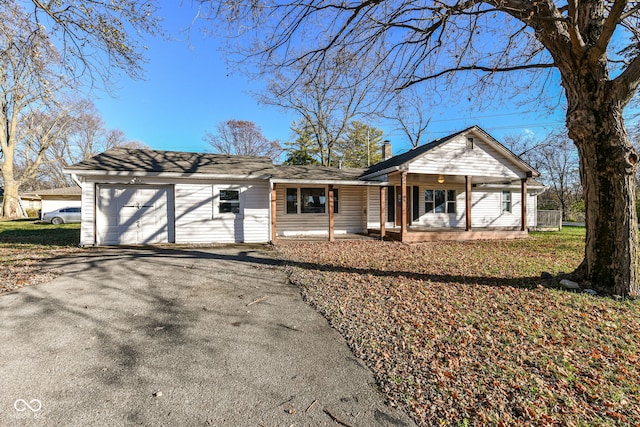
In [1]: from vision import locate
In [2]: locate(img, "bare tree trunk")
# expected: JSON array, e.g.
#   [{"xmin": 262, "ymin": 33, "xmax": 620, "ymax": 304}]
[
  {"xmin": 1, "ymin": 151, "xmax": 24, "ymax": 219},
  {"xmin": 566, "ymin": 94, "xmax": 640, "ymax": 297}
]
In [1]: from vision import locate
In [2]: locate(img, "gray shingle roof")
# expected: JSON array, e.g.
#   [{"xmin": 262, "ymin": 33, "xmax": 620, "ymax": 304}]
[
  {"xmin": 66, "ymin": 148, "xmax": 276, "ymax": 176},
  {"xmin": 26, "ymin": 186, "xmax": 82, "ymax": 196},
  {"xmin": 271, "ymin": 164, "xmax": 366, "ymax": 181},
  {"xmin": 362, "ymin": 131, "xmax": 463, "ymax": 176}
]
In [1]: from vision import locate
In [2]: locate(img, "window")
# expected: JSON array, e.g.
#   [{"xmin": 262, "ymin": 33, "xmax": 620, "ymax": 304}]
[
  {"xmin": 219, "ymin": 189, "xmax": 240, "ymax": 214},
  {"xmin": 287, "ymin": 187, "xmax": 335, "ymax": 214},
  {"xmin": 466, "ymin": 137, "xmax": 474, "ymax": 150},
  {"xmin": 425, "ymin": 189, "xmax": 456, "ymax": 214},
  {"xmin": 502, "ymin": 190, "xmax": 512, "ymax": 213},
  {"xmin": 286, "ymin": 188, "xmax": 298, "ymax": 214},
  {"xmin": 301, "ymin": 188, "xmax": 326, "ymax": 213}
]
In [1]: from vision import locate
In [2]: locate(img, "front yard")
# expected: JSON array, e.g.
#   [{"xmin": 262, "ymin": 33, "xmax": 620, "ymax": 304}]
[
  {"xmin": 277, "ymin": 229, "xmax": 640, "ymax": 426},
  {"xmin": 2, "ymin": 219, "xmax": 638, "ymax": 425},
  {"xmin": 0, "ymin": 219, "xmax": 81, "ymax": 294}
]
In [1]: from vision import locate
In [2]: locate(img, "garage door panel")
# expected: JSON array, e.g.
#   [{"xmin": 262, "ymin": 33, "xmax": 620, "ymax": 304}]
[{"xmin": 97, "ymin": 185, "xmax": 172, "ymax": 245}]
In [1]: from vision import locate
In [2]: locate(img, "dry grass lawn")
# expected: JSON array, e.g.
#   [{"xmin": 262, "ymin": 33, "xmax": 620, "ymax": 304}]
[{"xmin": 276, "ymin": 229, "xmax": 640, "ymax": 426}]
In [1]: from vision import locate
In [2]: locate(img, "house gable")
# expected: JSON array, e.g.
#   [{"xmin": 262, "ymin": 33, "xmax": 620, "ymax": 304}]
[
  {"xmin": 407, "ymin": 130, "xmax": 528, "ymax": 180},
  {"xmin": 362, "ymin": 126, "xmax": 538, "ymax": 181}
]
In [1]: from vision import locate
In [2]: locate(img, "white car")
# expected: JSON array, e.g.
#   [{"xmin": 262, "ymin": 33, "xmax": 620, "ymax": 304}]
[{"xmin": 41, "ymin": 207, "xmax": 81, "ymax": 224}]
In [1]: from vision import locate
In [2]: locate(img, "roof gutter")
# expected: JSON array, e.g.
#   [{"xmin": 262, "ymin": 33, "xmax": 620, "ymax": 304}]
[
  {"xmin": 270, "ymin": 178, "xmax": 387, "ymax": 186},
  {"xmin": 63, "ymin": 169, "xmax": 273, "ymax": 181},
  {"xmin": 359, "ymin": 165, "xmax": 402, "ymax": 181}
]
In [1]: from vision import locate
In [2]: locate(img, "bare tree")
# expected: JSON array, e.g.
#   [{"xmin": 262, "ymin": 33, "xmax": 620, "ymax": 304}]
[
  {"xmin": 33, "ymin": 100, "xmax": 146, "ymax": 188},
  {"xmin": 204, "ymin": 119, "xmax": 282, "ymax": 161},
  {"xmin": 210, "ymin": 0, "xmax": 640, "ymax": 296},
  {"xmin": 537, "ymin": 132, "xmax": 583, "ymax": 220},
  {"xmin": 385, "ymin": 86, "xmax": 432, "ymax": 148},
  {"xmin": 258, "ymin": 48, "xmax": 382, "ymax": 167},
  {"xmin": 0, "ymin": 3, "xmax": 64, "ymax": 217},
  {"xmin": 1, "ymin": 0, "xmax": 160, "ymax": 217},
  {"xmin": 22, "ymin": 0, "xmax": 162, "ymax": 85}
]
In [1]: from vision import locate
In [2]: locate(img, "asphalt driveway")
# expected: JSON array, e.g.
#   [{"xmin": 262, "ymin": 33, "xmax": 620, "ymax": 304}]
[{"xmin": 0, "ymin": 246, "xmax": 415, "ymax": 426}]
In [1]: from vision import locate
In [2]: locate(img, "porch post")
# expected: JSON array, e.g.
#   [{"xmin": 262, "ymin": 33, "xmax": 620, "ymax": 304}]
[
  {"xmin": 271, "ymin": 184, "xmax": 277, "ymax": 243},
  {"xmin": 521, "ymin": 178, "xmax": 527, "ymax": 231},
  {"xmin": 465, "ymin": 175, "xmax": 472, "ymax": 231},
  {"xmin": 400, "ymin": 171, "xmax": 407, "ymax": 242},
  {"xmin": 328, "ymin": 185, "xmax": 335, "ymax": 242},
  {"xmin": 379, "ymin": 186, "xmax": 386, "ymax": 240}
]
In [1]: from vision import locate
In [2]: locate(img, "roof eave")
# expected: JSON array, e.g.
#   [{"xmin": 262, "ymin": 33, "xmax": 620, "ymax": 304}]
[
  {"xmin": 270, "ymin": 178, "xmax": 388, "ymax": 186},
  {"xmin": 64, "ymin": 169, "xmax": 273, "ymax": 181},
  {"xmin": 359, "ymin": 165, "xmax": 403, "ymax": 180}
]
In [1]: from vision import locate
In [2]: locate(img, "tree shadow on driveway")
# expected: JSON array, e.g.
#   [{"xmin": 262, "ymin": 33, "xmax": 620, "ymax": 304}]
[{"xmin": 0, "ymin": 245, "xmax": 415, "ymax": 427}]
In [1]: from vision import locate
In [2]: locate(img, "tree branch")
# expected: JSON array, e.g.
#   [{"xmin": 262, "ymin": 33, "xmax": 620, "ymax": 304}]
[
  {"xmin": 590, "ymin": 0, "xmax": 628, "ymax": 62},
  {"xmin": 403, "ymin": 63, "xmax": 555, "ymax": 88}
]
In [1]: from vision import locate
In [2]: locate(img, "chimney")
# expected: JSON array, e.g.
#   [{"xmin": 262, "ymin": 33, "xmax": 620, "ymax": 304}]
[{"xmin": 382, "ymin": 140, "xmax": 392, "ymax": 160}]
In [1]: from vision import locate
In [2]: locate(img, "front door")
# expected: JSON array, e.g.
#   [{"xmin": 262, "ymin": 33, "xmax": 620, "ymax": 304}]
[{"xmin": 395, "ymin": 186, "xmax": 412, "ymax": 227}]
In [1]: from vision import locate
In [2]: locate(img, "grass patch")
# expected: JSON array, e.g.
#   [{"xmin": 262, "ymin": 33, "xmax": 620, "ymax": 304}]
[
  {"xmin": 0, "ymin": 218, "xmax": 80, "ymax": 247},
  {"xmin": 277, "ymin": 228, "xmax": 640, "ymax": 426},
  {"xmin": 0, "ymin": 219, "xmax": 82, "ymax": 294}
]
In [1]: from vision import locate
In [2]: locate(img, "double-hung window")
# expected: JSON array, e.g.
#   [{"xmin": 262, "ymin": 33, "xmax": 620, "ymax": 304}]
[
  {"xmin": 502, "ymin": 190, "xmax": 512, "ymax": 213},
  {"xmin": 425, "ymin": 189, "xmax": 456, "ymax": 214}
]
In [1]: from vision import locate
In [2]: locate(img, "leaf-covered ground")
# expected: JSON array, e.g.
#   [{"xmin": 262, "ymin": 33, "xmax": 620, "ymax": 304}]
[
  {"xmin": 0, "ymin": 220, "xmax": 81, "ymax": 294},
  {"xmin": 0, "ymin": 245, "xmax": 81, "ymax": 294},
  {"xmin": 276, "ymin": 230, "xmax": 640, "ymax": 426}
]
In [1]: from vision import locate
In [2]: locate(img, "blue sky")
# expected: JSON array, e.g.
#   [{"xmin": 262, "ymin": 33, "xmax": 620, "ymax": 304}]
[{"xmin": 91, "ymin": 3, "xmax": 633, "ymax": 158}]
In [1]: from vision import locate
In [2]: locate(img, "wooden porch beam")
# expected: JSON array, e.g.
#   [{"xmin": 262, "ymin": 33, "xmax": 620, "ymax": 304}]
[
  {"xmin": 400, "ymin": 171, "xmax": 407, "ymax": 242},
  {"xmin": 465, "ymin": 175, "xmax": 472, "ymax": 231},
  {"xmin": 328, "ymin": 185, "xmax": 335, "ymax": 242},
  {"xmin": 521, "ymin": 178, "xmax": 527, "ymax": 231},
  {"xmin": 379, "ymin": 186, "xmax": 386, "ymax": 240},
  {"xmin": 271, "ymin": 185, "xmax": 277, "ymax": 243}
]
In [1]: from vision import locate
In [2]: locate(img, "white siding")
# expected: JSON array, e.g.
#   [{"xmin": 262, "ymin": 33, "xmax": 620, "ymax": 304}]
[
  {"xmin": 471, "ymin": 189, "xmax": 522, "ymax": 228},
  {"xmin": 80, "ymin": 182, "xmax": 96, "ymax": 246},
  {"xmin": 174, "ymin": 180, "xmax": 269, "ymax": 244},
  {"xmin": 79, "ymin": 176, "xmax": 269, "ymax": 245},
  {"xmin": 276, "ymin": 185, "xmax": 366, "ymax": 236},
  {"xmin": 527, "ymin": 193, "xmax": 537, "ymax": 228},
  {"xmin": 407, "ymin": 134, "xmax": 524, "ymax": 179},
  {"xmin": 367, "ymin": 187, "xmax": 381, "ymax": 228}
]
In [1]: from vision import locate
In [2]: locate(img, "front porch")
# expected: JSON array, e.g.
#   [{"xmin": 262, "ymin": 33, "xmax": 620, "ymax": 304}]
[{"xmin": 368, "ymin": 226, "xmax": 528, "ymax": 242}]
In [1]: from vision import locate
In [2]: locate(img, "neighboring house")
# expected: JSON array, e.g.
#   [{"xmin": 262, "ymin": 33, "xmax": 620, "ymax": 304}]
[
  {"xmin": 22, "ymin": 186, "xmax": 82, "ymax": 214},
  {"xmin": 65, "ymin": 126, "xmax": 543, "ymax": 246}
]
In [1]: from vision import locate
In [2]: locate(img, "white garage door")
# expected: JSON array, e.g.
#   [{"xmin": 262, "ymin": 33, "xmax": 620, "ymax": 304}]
[{"xmin": 97, "ymin": 185, "xmax": 173, "ymax": 245}]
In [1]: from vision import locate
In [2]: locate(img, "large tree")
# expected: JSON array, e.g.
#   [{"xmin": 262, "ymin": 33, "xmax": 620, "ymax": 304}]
[
  {"xmin": 1, "ymin": 1, "xmax": 160, "ymax": 217},
  {"xmin": 283, "ymin": 120, "xmax": 321, "ymax": 166},
  {"xmin": 0, "ymin": 3, "xmax": 63, "ymax": 217},
  {"xmin": 211, "ymin": 0, "xmax": 640, "ymax": 297},
  {"xmin": 336, "ymin": 121, "xmax": 384, "ymax": 168}
]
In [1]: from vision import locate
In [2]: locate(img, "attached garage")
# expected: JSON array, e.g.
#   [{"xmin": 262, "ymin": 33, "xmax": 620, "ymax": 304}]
[{"xmin": 96, "ymin": 185, "xmax": 175, "ymax": 245}]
